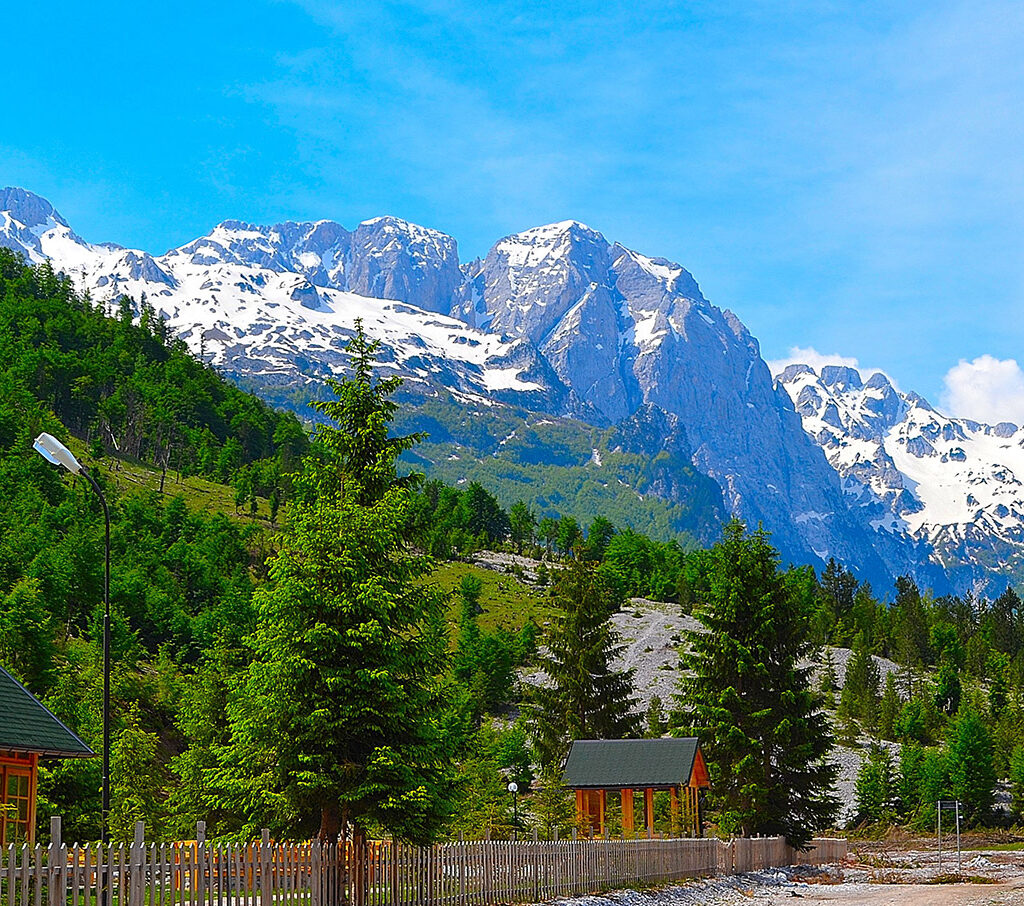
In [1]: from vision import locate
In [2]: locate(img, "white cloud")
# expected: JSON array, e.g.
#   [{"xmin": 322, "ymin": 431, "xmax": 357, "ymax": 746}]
[
  {"xmin": 766, "ymin": 346, "xmax": 861, "ymax": 378},
  {"xmin": 941, "ymin": 355, "xmax": 1024, "ymax": 425}
]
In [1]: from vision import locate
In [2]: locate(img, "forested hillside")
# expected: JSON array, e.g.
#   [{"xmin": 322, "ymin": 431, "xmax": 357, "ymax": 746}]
[{"xmin": 2, "ymin": 249, "xmax": 1023, "ymax": 849}]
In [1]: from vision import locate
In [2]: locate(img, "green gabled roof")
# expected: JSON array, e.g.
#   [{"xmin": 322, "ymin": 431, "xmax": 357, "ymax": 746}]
[
  {"xmin": 0, "ymin": 665, "xmax": 94, "ymax": 758},
  {"xmin": 563, "ymin": 738, "xmax": 699, "ymax": 789}
]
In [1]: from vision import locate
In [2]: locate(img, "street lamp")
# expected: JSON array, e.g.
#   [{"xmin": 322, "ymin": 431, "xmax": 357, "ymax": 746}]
[
  {"xmin": 507, "ymin": 781, "xmax": 519, "ymax": 840},
  {"xmin": 33, "ymin": 433, "xmax": 111, "ymax": 847}
]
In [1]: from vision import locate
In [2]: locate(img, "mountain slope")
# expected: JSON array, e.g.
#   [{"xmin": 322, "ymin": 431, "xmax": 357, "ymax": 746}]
[
  {"xmin": 778, "ymin": 364, "xmax": 1024, "ymax": 593},
  {"xmin": 4, "ymin": 186, "xmax": 1019, "ymax": 593}
]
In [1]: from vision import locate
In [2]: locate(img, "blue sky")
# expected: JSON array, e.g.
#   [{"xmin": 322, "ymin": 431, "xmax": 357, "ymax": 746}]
[{"xmin": 5, "ymin": 0, "xmax": 1024, "ymax": 418}]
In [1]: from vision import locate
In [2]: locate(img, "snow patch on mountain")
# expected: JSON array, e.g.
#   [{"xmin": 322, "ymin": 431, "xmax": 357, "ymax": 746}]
[{"xmin": 778, "ymin": 363, "xmax": 1024, "ymax": 590}]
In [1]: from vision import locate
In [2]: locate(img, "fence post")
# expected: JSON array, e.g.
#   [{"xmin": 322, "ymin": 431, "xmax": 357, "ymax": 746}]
[
  {"xmin": 48, "ymin": 816, "xmax": 64, "ymax": 906},
  {"xmin": 261, "ymin": 830, "xmax": 272, "ymax": 906},
  {"xmin": 312, "ymin": 838, "xmax": 322, "ymax": 906},
  {"xmin": 457, "ymin": 833, "xmax": 465, "ymax": 906},
  {"xmin": 129, "ymin": 822, "xmax": 145, "ymax": 906},
  {"xmin": 531, "ymin": 830, "xmax": 539, "ymax": 903},
  {"xmin": 391, "ymin": 839, "xmax": 400, "ymax": 906},
  {"xmin": 195, "ymin": 822, "xmax": 206, "ymax": 906}
]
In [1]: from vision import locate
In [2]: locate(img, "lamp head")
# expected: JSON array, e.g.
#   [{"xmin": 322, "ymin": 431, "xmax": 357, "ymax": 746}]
[
  {"xmin": 33, "ymin": 433, "xmax": 83, "ymax": 475},
  {"xmin": 507, "ymin": 781, "xmax": 518, "ymax": 794}
]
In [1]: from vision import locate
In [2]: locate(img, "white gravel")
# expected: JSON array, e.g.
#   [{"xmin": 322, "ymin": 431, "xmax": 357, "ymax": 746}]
[{"xmin": 545, "ymin": 865, "xmax": 841, "ymax": 906}]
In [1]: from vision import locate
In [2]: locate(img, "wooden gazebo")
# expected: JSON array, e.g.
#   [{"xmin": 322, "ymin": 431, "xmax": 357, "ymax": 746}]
[
  {"xmin": 563, "ymin": 738, "xmax": 709, "ymax": 838},
  {"xmin": 0, "ymin": 665, "xmax": 93, "ymax": 844}
]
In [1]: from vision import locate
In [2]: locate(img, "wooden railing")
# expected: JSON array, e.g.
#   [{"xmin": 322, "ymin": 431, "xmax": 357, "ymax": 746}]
[{"xmin": 0, "ymin": 819, "xmax": 846, "ymax": 906}]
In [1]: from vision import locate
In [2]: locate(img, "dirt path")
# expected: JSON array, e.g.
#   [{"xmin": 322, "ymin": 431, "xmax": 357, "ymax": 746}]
[
  {"xmin": 766, "ymin": 879, "xmax": 1024, "ymax": 905},
  {"xmin": 558, "ymin": 850, "xmax": 1024, "ymax": 906}
]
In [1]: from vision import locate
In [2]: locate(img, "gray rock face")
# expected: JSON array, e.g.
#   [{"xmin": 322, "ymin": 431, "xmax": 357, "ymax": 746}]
[
  {"xmin": 168, "ymin": 220, "xmax": 352, "ymax": 287},
  {"xmin": 467, "ymin": 220, "xmax": 897, "ymax": 582},
  {"xmin": 346, "ymin": 217, "xmax": 462, "ymax": 314},
  {"xmin": 0, "ymin": 187, "xmax": 68, "ymax": 229}
]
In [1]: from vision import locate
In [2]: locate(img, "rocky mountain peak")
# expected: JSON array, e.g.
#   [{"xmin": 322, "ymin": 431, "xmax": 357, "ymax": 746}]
[
  {"xmin": 0, "ymin": 187, "xmax": 68, "ymax": 230},
  {"xmin": 346, "ymin": 216, "xmax": 461, "ymax": 314},
  {"xmin": 777, "ymin": 363, "xmax": 1024, "ymax": 593}
]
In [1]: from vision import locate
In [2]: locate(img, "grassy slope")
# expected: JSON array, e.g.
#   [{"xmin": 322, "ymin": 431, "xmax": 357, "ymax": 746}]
[
  {"xmin": 78, "ymin": 443, "xmax": 549, "ymax": 640},
  {"xmin": 430, "ymin": 560, "xmax": 556, "ymax": 637}
]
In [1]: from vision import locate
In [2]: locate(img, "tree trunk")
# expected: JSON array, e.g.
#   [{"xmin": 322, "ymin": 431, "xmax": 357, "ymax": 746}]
[{"xmin": 319, "ymin": 799, "xmax": 340, "ymax": 844}]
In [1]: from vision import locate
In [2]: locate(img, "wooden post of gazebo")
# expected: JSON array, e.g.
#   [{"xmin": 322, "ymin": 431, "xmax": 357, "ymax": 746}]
[{"xmin": 621, "ymin": 788, "xmax": 634, "ymax": 836}]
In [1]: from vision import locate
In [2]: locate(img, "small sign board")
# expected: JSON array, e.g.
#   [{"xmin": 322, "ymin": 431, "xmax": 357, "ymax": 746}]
[{"xmin": 938, "ymin": 799, "xmax": 961, "ymax": 810}]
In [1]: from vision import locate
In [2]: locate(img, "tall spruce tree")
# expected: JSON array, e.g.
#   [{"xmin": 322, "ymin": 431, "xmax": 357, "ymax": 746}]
[
  {"xmin": 531, "ymin": 558, "xmax": 640, "ymax": 765},
  {"xmin": 677, "ymin": 521, "xmax": 837, "ymax": 846},
  {"xmin": 216, "ymin": 323, "xmax": 453, "ymax": 844}
]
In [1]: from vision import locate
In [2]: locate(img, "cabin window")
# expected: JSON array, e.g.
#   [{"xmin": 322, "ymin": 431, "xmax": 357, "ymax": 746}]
[{"xmin": 1, "ymin": 764, "xmax": 32, "ymax": 845}]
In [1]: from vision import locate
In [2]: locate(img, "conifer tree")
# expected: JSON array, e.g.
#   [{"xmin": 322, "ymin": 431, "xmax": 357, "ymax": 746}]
[
  {"xmin": 677, "ymin": 521, "xmax": 837, "ymax": 846},
  {"xmin": 817, "ymin": 649, "xmax": 838, "ymax": 709},
  {"xmin": 854, "ymin": 745, "xmax": 895, "ymax": 824},
  {"xmin": 879, "ymin": 673, "xmax": 900, "ymax": 741},
  {"xmin": 217, "ymin": 323, "xmax": 453, "ymax": 844},
  {"xmin": 946, "ymin": 706, "xmax": 995, "ymax": 826},
  {"xmin": 987, "ymin": 652, "xmax": 1010, "ymax": 719},
  {"xmin": 841, "ymin": 632, "xmax": 880, "ymax": 727},
  {"xmin": 1009, "ymin": 744, "xmax": 1024, "ymax": 821},
  {"xmin": 934, "ymin": 662, "xmax": 962, "ymax": 715},
  {"xmin": 892, "ymin": 576, "xmax": 930, "ymax": 671},
  {"xmin": 508, "ymin": 501, "xmax": 536, "ymax": 555},
  {"xmin": 530, "ymin": 557, "xmax": 640, "ymax": 765},
  {"xmin": 645, "ymin": 695, "xmax": 668, "ymax": 738}
]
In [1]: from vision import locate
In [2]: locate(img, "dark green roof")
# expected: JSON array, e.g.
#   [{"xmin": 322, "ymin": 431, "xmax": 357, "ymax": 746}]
[
  {"xmin": 0, "ymin": 666, "xmax": 93, "ymax": 758},
  {"xmin": 563, "ymin": 738, "xmax": 699, "ymax": 789}
]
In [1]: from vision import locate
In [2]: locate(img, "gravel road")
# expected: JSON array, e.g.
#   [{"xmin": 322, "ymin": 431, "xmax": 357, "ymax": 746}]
[{"xmin": 545, "ymin": 847, "xmax": 1024, "ymax": 906}]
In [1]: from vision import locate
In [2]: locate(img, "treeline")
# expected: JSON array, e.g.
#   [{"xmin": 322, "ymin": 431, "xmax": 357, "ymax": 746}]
[
  {"xmin": 410, "ymin": 480, "xmax": 687, "ymax": 601},
  {"xmin": 811, "ymin": 559, "xmax": 1024, "ymax": 829},
  {"xmin": 0, "ymin": 249, "xmax": 307, "ymax": 485}
]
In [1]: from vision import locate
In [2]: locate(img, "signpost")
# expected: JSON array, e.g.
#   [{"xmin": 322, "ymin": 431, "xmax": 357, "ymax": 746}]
[{"xmin": 937, "ymin": 800, "xmax": 961, "ymax": 874}]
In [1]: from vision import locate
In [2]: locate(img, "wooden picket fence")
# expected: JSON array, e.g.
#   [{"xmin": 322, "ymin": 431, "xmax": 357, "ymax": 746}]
[{"xmin": 1, "ymin": 819, "xmax": 846, "ymax": 906}]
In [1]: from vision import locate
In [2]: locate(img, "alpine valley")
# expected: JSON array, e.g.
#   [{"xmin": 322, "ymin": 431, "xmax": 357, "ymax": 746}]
[{"xmin": 2, "ymin": 186, "xmax": 1020, "ymax": 596}]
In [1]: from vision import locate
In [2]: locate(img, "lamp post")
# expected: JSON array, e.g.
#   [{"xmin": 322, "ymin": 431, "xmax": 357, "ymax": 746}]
[
  {"xmin": 33, "ymin": 433, "xmax": 111, "ymax": 847},
  {"xmin": 507, "ymin": 781, "xmax": 518, "ymax": 840}
]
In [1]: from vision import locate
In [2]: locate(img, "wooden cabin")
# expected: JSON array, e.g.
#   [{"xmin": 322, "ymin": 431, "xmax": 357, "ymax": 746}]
[
  {"xmin": 0, "ymin": 665, "xmax": 93, "ymax": 844},
  {"xmin": 563, "ymin": 738, "xmax": 709, "ymax": 838}
]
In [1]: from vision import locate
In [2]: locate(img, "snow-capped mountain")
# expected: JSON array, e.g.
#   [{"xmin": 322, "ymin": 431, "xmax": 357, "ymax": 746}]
[
  {"xmin": 0, "ymin": 188, "xmax": 560, "ymax": 408},
  {"xmin": 778, "ymin": 364, "xmax": 1024, "ymax": 592},
  {"xmin": 2, "ymin": 186, "xmax": 1017, "ymax": 593}
]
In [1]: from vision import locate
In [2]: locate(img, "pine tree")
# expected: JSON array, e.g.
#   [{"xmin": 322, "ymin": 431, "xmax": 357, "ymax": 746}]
[
  {"xmin": 677, "ymin": 521, "xmax": 837, "ymax": 846},
  {"xmin": 817, "ymin": 649, "xmax": 838, "ymax": 709},
  {"xmin": 216, "ymin": 323, "xmax": 454, "ymax": 843},
  {"xmin": 892, "ymin": 576, "xmax": 930, "ymax": 671},
  {"xmin": 841, "ymin": 632, "xmax": 880, "ymax": 727},
  {"xmin": 530, "ymin": 557, "xmax": 640, "ymax": 766},
  {"xmin": 645, "ymin": 695, "xmax": 667, "ymax": 738},
  {"xmin": 946, "ymin": 706, "xmax": 996, "ymax": 826},
  {"xmin": 879, "ymin": 673, "xmax": 900, "ymax": 741},
  {"xmin": 987, "ymin": 652, "xmax": 1010, "ymax": 719},
  {"xmin": 1009, "ymin": 744, "xmax": 1024, "ymax": 821},
  {"xmin": 508, "ymin": 501, "xmax": 537, "ymax": 555},
  {"xmin": 110, "ymin": 704, "xmax": 165, "ymax": 841},
  {"xmin": 934, "ymin": 662, "xmax": 962, "ymax": 715},
  {"xmin": 532, "ymin": 767, "xmax": 577, "ymax": 839},
  {"xmin": 854, "ymin": 745, "xmax": 895, "ymax": 824}
]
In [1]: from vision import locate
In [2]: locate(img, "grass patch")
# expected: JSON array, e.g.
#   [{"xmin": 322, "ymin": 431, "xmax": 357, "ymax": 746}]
[
  {"xmin": 430, "ymin": 561, "xmax": 557, "ymax": 638},
  {"xmin": 66, "ymin": 435, "xmax": 277, "ymax": 526},
  {"xmin": 928, "ymin": 873, "xmax": 999, "ymax": 884}
]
